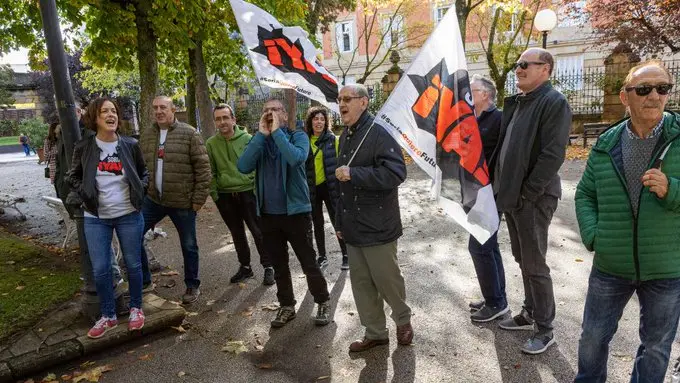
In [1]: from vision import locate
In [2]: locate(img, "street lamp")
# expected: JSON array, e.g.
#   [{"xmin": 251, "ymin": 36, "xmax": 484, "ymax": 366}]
[{"xmin": 534, "ymin": 8, "xmax": 558, "ymax": 49}]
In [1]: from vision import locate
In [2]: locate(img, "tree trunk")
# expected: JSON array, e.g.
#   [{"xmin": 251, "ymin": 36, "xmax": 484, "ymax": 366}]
[
  {"xmin": 134, "ymin": 0, "xmax": 158, "ymax": 133},
  {"xmin": 186, "ymin": 71, "xmax": 197, "ymax": 128},
  {"xmin": 189, "ymin": 39, "xmax": 215, "ymax": 139}
]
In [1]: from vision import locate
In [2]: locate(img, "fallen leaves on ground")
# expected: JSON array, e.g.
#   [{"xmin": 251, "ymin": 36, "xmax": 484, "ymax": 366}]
[
  {"xmin": 41, "ymin": 373, "xmax": 57, "ymax": 382},
  {"xmin": 566, "ymin": 146, "xmax": 591, "ymax": 161},
  {"xmin": 206, "ymin": 300, "xmax": 216, "ymax": 306},
  {"xmin": 160, "ymin": 270, "xmax": 179, "ymax": 276},
  {"xmin": 139, "ymin": 353, "xmax": 153, "ymax": 361},
  {"xmin": 575, "ymin": 258, "xmax": 584, "ymax": 263},
  {"xmin": 72, "ymin": 365, "xmax": 113, "ymax": 383},
  {"xmin": 241, "ymin": 306, "xmax": 255, "ymax": 317},
  {"xmin": 221, "ymin": 340, "xmax": 248, "ymax": 354},
  {"xmin": 60, "ymin": 374, "xmax": 73, "ymax": 380},
  {"xmin": 317, "ymin": 376, "xmax": 331, "ymax": 381},
  {"xmin": 256, "ymin": 363, "xmax": 273, "ymax": 369},
  {"xmin": 15, "ymin": 285, "xmax": 25, "ymax": 291},
  {"xmin": 238, "ymin": 282, "xmax": 246, "ymax": 289},
  {"xmin": 261, "ymin": 303, "xmax": 279, "ymax": 311},
  {"xmin": 162, "ymin": 279, "xmax": 176, "ymax": 288},
  {"xmin": 186, "ymin": 311, "xmax": 199, "ymax": 317},
  {"xmin": 171, "ymin": 325, "xmax": 186, "ymax": 333},
  {"xmin": 80, "ymin": 361, "xmax": 95, "ymax": 369},
  {"xmin": 216, "ymin": 309, "xmax": 227, "ymax": 314},
  {"xmin": 177, "ymin": 371, "xmax": 186, "ymax": 377}
]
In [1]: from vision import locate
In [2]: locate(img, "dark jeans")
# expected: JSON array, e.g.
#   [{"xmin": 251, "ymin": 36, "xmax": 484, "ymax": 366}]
[
  {"xmin": 504, "ymin": 194, "xmax": 558, "ymax": 333},
  {"xmin": 84, "ymin": 211, "xmax": 144, "ymax": 318},
  {"xmin": 260, "ymin": 213, "xmax": 329, "ymax": 306},
  {"xmin": 21, "ymin": 143, "xmax": 30, "ymax": 156},
  {"xmin": 215, "ymin": 191, "xmax": 271, "ymax": 268},
  {"xmin": 140, "ymin": 196, "xmax": 200, "ymax": 289},
  {"xmin": 575, "ymin": 268, "xmax": 680, "ymax": 383},
  {"xmin": 468, "ymin": 231, "xmax": 507, "ymax": 308},
  {"xmin": 311, "ymin": 182, "xmax": 347, "ymax": 257}
]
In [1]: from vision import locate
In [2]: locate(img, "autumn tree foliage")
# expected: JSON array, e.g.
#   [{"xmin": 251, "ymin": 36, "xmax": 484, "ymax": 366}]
[{"xmin": 563, "ymin": 0, "xmax": 680, "ymax": 55}]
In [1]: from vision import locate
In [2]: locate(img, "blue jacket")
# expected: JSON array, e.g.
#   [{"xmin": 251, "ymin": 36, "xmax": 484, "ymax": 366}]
[{"xmin": 237, "ymin": 127, "xmax": 311, "ymax": 216}]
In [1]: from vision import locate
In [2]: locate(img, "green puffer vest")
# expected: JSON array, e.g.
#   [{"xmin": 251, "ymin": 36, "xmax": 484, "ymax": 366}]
[{"xmin": 575, "ymin": 111, "xmax": 680, "ymax": 281}]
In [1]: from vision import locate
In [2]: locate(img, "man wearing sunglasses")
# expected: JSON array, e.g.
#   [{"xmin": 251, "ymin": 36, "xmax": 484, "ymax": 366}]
[
  {"xmin": 488, "ymin": 48, "xmax": 572, "ymax": 354},
  {"xmin": 575, "ymin": 61, "xmax": 680, "ymax": 382}
]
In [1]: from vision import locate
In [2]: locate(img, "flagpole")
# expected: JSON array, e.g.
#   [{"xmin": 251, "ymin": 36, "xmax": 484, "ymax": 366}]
[{"xmin": 346, "ymin": 121, "xmax": 375, "ymax": 166}]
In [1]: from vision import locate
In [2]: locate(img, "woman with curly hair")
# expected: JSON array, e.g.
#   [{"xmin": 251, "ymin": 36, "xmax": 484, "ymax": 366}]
[
  {"xmin": 304, "ymin": 106, "xmax": 348, "ymax": 270},
  {"xmin": 67, "ymin": 97, "xmax": 148, "ymax": 339}
]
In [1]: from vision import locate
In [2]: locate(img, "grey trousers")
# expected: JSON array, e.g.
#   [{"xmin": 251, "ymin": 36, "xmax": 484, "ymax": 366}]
[
  {"xmin": 348, "ymin": 240, "xmax": 412, "ymax": 340},
  {"xmin": 504, "ymin": 194, "xmax": 558, "ymax": 333}
]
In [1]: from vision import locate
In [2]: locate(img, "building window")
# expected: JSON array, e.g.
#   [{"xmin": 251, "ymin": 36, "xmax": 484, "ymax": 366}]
[
  {"xmin": 558, "ymin": 1, "xmax": 587, "ymax": 28},
  {"xmin": 554, "ymin": 54, "xmax": 585, "ymax": 90},
  {"xmin": 434, "ymin": 5, "xmax": 450, "ymax": 25},
  {"xmin": 382, "ymin": 15, "xmax": 405, "ymax": 48},
  {"xmin": 335, "ymin": 21, "xmax": 354, "ymax": 53}
]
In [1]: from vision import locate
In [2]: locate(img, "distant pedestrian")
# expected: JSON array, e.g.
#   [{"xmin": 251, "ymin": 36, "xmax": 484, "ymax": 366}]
[
  {"xmin": 488, "ymin": 48, "xmax": 572, "ymax": 354},
  {"xmin": 304, "ymin": 106, "xmax": 348, "ymax": 270},
  {"xmin": 66, "ymin": 97, "xmax": 148, "ymax": 339},
  {"xmin": 237, "ymin": 98, "xmax": 331, "ymax": 328},
  {"xmin": 206, "ymin": 103, "xmax": 274, "ymax": 286},
  {"xmin": 44, "ymin": 122, "xmax": 60, "ymax": 184},
  {"xmin": 335, "ymin": 84, "xmax": 413, "ymax": 352},
  {"xmin": 19, "ymin": 134, "xmax": 31, "ymax": 156},
  {"xmin": 139, "ymin": 96, "xmax": 211, "ymax": 304},
  {"xmin": 575, "ymin": 60, "xmax": 680, "ymax": 382},
  {"xmin": 467, "ymin": 75, "xmax": 508, "ymax": 323}
]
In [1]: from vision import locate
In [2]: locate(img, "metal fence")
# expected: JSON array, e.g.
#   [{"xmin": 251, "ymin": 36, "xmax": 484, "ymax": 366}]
[{"xmin": 504, "ymin": 60, "xmax": 680, "ymax": 115}]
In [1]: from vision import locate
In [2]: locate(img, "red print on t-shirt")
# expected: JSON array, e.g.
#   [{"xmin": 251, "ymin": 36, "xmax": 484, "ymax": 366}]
[
  {"xmin": 98, "ymin": 153, "xmax": 123, "ymax": 175},
  {"xmin": 158, "ymin": 143, "xmax": 165, "ymax": 159}
]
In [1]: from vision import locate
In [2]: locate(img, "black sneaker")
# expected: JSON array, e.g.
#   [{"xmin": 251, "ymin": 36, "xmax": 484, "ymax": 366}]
[
  {"xmin": 469, "ymin": 300, "xmax": 485, "ymax": 312},
  {"xmin": 470, "ymin": 305, "xmax": 509, "ymax": 322},
  {"xmin": 230, "ymin": 266, "xmax": 254, "ymax": 283},
  {"xmin": 263, "ymin": 267, "xmax": 275, "ymax": 286},
  {"xmin": 271, "ymin": 305, "xmax": 296, "ymax": 328},
  {"xmin": 314, "ymin": 301, "xmax": 331, "ymax": 326},
  {"xmin": 182, "ymin": 287, "xmax": 200, "ymax": 304},
  {"xmin": 499, "ymin": 309, "xmax": 535, "ymax": 331},
  {"xmin": 317, "ymin": 256, "xmax": 329, "ymax": 269},
  {"xmin": 341, "ymin": 255, "xmax": 349, "ymax": 270}
]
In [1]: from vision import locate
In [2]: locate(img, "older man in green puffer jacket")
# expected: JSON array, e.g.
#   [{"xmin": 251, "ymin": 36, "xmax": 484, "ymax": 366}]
[{"xmin": 574, "ymin": 60, "xmax": 680, "ymax": 382}]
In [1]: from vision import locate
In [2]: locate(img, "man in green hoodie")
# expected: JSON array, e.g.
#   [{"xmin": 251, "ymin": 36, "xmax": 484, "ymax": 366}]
[{"xmin": 206, "ymin": 104, "xmax": 274, "ymax": 286}]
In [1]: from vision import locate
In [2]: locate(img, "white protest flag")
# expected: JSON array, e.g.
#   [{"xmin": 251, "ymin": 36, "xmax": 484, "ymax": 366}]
[
  {"xmin": 375, "ymin": 5, "xmax": 499, "ymax": 243},
  {"xmin": 229, "ymin": 0, "xmax": 340, "ymax": 112}
]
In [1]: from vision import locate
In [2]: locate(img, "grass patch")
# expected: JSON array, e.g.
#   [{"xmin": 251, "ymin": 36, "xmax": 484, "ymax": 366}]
[
  {"xmin": 0, "ymin": 231, "xmax": 80, "ymax": 341},
  {"xmin": 0, "ymin": 136, "xmax": 19, "ymax": 147}
]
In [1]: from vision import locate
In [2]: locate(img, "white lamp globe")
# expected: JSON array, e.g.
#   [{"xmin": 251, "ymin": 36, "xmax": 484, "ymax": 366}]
[{"xmin": 535, "ymin": 9, "xmax": 558, "ymax": 32}]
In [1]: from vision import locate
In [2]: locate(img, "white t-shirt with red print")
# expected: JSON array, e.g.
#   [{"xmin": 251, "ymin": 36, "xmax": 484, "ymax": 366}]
[
  {"xmin": 155, "ymin": 129, "xmax": 168, "ymax": 196},
  {"xmin": 84, "ymin": 138, "xmax": 136, "ymax": 219}
]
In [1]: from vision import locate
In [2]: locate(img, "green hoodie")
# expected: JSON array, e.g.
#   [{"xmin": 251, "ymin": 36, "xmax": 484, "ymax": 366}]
[{"xmin": 206, "ymin": 126, "xmax": 255, "ymax": 200}]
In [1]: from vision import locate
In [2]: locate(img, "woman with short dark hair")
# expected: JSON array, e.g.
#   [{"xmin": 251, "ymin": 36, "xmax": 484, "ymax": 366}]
[
  {"xmin": 67, "ymin": 97, "xmax": 149, "ymax": 339},
  {"xmin": 304, "ymin": 106, "xmax": 348, "ymax": 269}
]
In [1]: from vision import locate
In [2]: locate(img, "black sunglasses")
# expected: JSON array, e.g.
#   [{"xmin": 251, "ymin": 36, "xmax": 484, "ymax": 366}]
[
  {"xmin": 513, "ymin": 61, "xmax": 547, "ymax": 70},
  {"xmin": 624, "ymin": 83, "xmax": 674, "ymax": 96}
]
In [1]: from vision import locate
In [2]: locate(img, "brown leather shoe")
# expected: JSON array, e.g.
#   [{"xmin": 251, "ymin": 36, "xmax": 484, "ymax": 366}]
[
  {"xmin": 348, "ymin": 337, "xmax": 389, "ymax": 352},
  {"xmin": 396, "ymin": 322, "xmax": 413, "ymax": 345}
]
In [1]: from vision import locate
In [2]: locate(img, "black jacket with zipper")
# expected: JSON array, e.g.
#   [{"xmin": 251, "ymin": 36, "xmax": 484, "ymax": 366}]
[
  {"xmin": 335, "ymin": 110, "xmax": 406, "ymax": 247},
  {"xmin": 66, "ymin": 135, "xmax": 149, "ymax": 217},
  {"xmin": 488, "ymin": 81, "xmax": 572, "ymax": 211}
]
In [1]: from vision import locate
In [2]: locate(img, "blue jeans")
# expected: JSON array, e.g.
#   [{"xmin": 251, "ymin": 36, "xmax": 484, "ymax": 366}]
[
  {"xmin": 468, "ymin": 232, "xmax": 507, "ymax": 308},
  {"xmin": 140, "ymin": 196, "xmax": 200, "ymax": 289},
  {"xmin": 576, "ymin": 268, "xmax": 680, "ymax": 383},
  {"xmin": 84, "ymin": 211, "xmax": 144, "ymax": 318},
  {"xmin": 21, "ymin": 143, "xmax": 30, "ymax": 156}
]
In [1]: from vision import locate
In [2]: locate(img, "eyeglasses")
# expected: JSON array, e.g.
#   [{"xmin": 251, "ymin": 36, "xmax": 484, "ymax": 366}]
[
  {"xmin": 336, "ymin": 96, "xmax": 364, "ymax": 104},
  {"xmin": 513, "ymin": 61, "xmax": 547, "ymax": 70},
  {"xmin": 624, "ymin": 83, "xmax": 674, "ymax": 96}
]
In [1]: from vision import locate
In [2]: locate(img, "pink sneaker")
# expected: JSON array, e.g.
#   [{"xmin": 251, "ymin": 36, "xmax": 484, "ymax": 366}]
[
  {"xmin": 87, "ymin": 317, "xmax": 118, "ymax": 339},
  {"xmin": 128, "ymin": 307, "xmax": 145, "ymax": 331}
]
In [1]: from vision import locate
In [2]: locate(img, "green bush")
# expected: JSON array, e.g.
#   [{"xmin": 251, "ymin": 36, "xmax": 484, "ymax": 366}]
[
  {"xmin": 0, "ymin": 120, "xmax": 18, "ymax": 137},
  {"xmin": 19, "ymin": 118, "xmax": 49, "ymax": 148}
]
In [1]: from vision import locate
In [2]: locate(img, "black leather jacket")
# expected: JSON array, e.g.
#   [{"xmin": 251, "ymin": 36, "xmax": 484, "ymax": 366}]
[{"xmin": 66, "ymin": 135, "xmax": 149, "ymax": 217}]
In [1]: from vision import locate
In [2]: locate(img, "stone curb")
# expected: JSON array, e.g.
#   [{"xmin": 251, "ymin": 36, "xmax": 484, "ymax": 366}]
[{"xmin": 0, "ymin": 295, "xmax": 186, "ymax": 382}]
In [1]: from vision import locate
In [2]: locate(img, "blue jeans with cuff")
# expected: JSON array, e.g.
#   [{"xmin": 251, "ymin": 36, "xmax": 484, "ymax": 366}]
[{"xmin": 84, "ymin": 211, "xmax": 144, "ymax": 318}]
